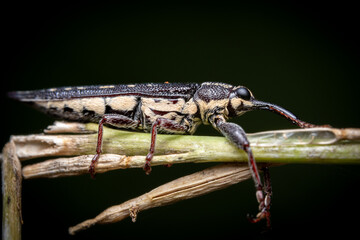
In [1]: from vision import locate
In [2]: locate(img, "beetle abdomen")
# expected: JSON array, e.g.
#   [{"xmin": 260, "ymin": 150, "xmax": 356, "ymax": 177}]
[
  {"xmin": 8, "ymin": 83, "xmax": 201, "ymax": 123},
  {"xmin": 27, "ymin": 96, "xmax": 140, "ymax": 123}
]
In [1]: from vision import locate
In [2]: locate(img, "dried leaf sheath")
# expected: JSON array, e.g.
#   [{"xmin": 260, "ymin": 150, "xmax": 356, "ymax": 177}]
[
  {"xmin": 2, "ymin": 141, "xmax": 22, "ymax": 240},
  {"xmin": 18, "ymin": 123, "xmax": 360, "ymax": 179},
  {"xmin": 2, "ymin": 122, "xmax": 360, "ymax": 236},
  {"xmin": 68, "ymin": 163, "xmax": 251, "ymax": 235}
]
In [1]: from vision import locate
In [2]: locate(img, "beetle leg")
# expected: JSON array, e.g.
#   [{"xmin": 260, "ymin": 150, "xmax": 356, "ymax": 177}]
[
  {"xmin": 90, "ymin": 114, "xmax": 139, "ymax": 178},
  {"xmin": 213, "ymin": 117, "xmax": 271, "ymax": 226},
  {"xmin": 264, "ymin": 166, "xmax": 272, "ymax": 228},
  {"xmin": 144, "ymin": 117, "xmax": 187, "ymax": 175},
  {"xmin": 248, "ymin": 166, "xmax": 272, "ymax": 229}
]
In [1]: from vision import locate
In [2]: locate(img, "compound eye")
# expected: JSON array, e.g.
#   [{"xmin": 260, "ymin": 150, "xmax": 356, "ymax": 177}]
[{"xmin": 236, "ymin": 87, "xmax": 251, "ymax": 100}]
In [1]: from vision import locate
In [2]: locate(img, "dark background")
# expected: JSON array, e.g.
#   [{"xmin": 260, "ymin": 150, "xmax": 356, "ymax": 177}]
[{"xmin": 2, "ymin": 2, "xmax": 360, "ymax": 239}]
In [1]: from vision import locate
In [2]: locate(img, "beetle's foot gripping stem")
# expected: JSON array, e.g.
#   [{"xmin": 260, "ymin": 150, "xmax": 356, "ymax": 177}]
[
  {"xmin": 144, "ymin": 117, "xmax": 188, "ymax": 175},
  {"xmin": 247, "ymin": 167, "xmax": 272, "ymax": 229},
  {"xmin": 143, "ymin": 153, "xmax": 153, "ymax": 175},
  {"xmin": 214, "ymin": 119, "xmax": 272, "ymax": 227},
  {"xmin": 245, "ymin": 148, "xmax": 272, "ymax": 229},
  {"xmin": 89, "ymin": 114, "xmax": 140, "ymax": 178},
  {"xmin": 89, "ymin": 154, "xmax": 100, "ymax": 178}
]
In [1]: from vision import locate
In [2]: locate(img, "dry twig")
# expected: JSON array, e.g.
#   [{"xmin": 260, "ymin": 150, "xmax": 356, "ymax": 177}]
[
  {"xmin": 13, "ymin": 122, "xmax": 360, "ymax": 179},
  {"xmin": 68, "ymin": 163, "xmax": 251, "ymax": 235},
  {"xmin": 2, "ymin": 141, "xmax": 22, "ymax": 240},
  {"xmin": 2, "ymin": 121, "xmax": 360, "ymax": 235}
]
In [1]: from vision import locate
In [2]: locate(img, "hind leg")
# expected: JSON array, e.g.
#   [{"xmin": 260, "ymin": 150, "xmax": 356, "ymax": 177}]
[{"xmin": 89, "ymin": 114, "xmax": 139, "ymax": 177}]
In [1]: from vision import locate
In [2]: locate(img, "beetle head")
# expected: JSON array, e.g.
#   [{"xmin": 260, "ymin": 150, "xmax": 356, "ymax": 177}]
[
  {"xmin": 228, "ymin": 86, "xmax": 316, "ymax": 128},
  {"xmin": 228, "ymin": 86, "xmax": 255, "ymax": 116}
]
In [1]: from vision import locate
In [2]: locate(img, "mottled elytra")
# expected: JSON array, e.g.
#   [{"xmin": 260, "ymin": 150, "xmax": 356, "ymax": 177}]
[{"xmin": 8, "ymin": 82, "xmax": 325, "ymax": 227}]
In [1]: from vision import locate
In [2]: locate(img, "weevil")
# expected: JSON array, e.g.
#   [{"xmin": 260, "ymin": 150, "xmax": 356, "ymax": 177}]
[{"xmin": 8, "ymin": 82, "xmax": 326, "ymax": 226}]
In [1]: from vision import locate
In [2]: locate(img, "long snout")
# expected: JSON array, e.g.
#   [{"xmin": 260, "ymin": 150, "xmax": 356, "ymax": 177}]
[{"xmin": 251, "ymin": 100, "xmax": 318, "ymax": 128}]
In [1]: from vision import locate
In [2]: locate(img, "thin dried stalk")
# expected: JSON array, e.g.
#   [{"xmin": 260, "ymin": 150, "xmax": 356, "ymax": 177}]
[
  {"xmin": 68, "ymin": 163, "xmax": 251, "ymax": 235},
  {"xmin": 2, "ymin": 141, "xmax": 22, "ymax": 240},
  {"xmin": 4, "ymin": 122, "xmax": 360, "ymax": 236},
  {"xmin": 17, "ymin": 122, "xmax": 360, "ymax": 179},
  {"xmin": 22, "ymin": 154, "xmax": 191, "ymax": 178}
]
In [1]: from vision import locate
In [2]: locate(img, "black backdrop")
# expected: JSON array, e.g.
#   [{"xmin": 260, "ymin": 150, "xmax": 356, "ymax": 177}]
[{"xmin": 2, "ymin": 2, "xmax": 360, "ymax": 239}]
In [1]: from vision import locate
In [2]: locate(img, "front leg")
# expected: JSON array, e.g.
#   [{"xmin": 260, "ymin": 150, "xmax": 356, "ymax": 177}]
[
  {"xmin": 248, "ymin": 166, "xmax": 272, "ymax": 229},
  {"xmin": 211, "ymin": 116, "xmax": 271, "ymax": 226}
]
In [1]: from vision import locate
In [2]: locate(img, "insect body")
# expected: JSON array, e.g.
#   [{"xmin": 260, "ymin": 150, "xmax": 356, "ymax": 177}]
[{"xmin": 9, "ymin": 82, "xmax": 323, "ymax": 226}]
